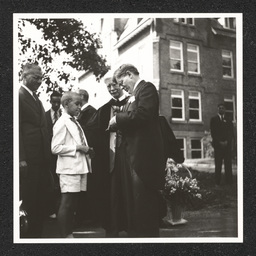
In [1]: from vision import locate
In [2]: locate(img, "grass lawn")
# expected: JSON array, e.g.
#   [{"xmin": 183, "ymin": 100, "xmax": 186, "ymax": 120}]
[{"xmin": 186, "ymin": 169, "xmax": 237, "ymax": 211}]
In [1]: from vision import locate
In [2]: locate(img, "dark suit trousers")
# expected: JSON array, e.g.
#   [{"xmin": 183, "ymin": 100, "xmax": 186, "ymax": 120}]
[
  {"xmin": 109, "ymin": 144, "xmax": 160, "ymax": 237},
  {"xmin": 20, "ymin": 164, "xmax": 52, "ymax": 238},
  {"xmin": 214, "ymin": 145, "xmax": 232, "ymax": 185}
]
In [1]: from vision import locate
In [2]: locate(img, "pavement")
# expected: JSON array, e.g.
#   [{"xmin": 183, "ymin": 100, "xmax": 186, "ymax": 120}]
[
  {"xmin": 41, "ymin": 158, "xmax": 239, "ymax": 240},
  {"xmin": 42, "ymin": 205, "xmax": 238, "ymax": 239}
]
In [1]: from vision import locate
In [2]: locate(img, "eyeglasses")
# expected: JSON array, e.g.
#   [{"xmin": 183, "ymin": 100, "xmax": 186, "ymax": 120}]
[{"xmin": 107, "ymin": 83, "xmax": 118, "ymax": 88}]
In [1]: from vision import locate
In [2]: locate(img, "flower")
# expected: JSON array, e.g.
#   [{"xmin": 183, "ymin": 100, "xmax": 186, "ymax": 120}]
[
  {"xmin": 128, "ymin": 95, "xmax": 136, "ymax": 103},
  {"xmin": 161, "ymin": 158, "xmax": 202, "ymax": 206}
]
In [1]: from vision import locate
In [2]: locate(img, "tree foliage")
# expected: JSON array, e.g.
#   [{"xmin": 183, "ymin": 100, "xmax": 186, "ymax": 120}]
[{"xmin": 18, "ymin": 18, "xmax": 109, "ymax": 93}]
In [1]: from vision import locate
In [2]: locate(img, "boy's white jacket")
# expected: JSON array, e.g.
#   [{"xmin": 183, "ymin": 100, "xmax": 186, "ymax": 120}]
[{"xmin": 51, "ymin": 112, "xmax": 91, "ymax": 174}]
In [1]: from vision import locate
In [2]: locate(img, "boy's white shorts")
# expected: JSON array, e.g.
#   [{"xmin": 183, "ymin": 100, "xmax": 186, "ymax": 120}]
[{"xmin": 59, "ymin": 174, "xmax": 87, "ymax": 193}]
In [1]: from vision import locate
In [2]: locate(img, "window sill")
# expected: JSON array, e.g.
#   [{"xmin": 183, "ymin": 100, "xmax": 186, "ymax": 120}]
[
  {"xmin": 188, "ymin": 73, "xmax": 202, "ymax": 77},
  {"xmin": 173, "ymin": 22, "xmax": 195, "ymax": 27},
  {"xmin": 170, "ymin": 119, "xmax": 186, "ymax": 123},
  {"xmin": 188, "ymin": 120, "xmax": 204, "ymax": 124},
  {"xmin": 170, "ymin": 70, "xmax": 185, "ymax": 75},
  {"xmin": 222, "ymin": 76, "xmax": 236, "ymax": 81}
]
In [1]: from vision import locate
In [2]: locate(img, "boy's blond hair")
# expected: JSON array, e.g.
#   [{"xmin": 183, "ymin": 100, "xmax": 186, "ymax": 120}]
[{"xmin": 61, "ymin": 91, "xmax": 80, "ymax": 107}]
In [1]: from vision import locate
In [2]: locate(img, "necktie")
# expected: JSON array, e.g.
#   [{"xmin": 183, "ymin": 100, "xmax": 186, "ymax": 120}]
[
  {"xmin": 53, "ymin": 110, "xmax": 58, "ymax": 124},
  {"xmin": 70, "ymin": 117, "xmax": 92, "ymax": 173},
  {"xmin": 70, "ymin": 117, "xmax": 86, "ymax": 145}
]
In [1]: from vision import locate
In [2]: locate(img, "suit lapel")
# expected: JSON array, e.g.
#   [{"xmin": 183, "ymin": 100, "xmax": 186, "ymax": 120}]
[
  {"xmin": 133, "ymin": 80, "xmax": 146, "ymax": 96},
  {"xmin": 65, "ymin": 117, "xmax": 81, "ymax": 144},
  {"xmin": 21, "ymin": 87, "xmax": 42, "ymax": 114},
  {"xmin": 123, "ymin": 80, "xmax": 146, "ymax": 112}
]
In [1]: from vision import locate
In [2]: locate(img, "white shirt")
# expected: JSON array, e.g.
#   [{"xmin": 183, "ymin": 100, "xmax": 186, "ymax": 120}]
[
  {"xmin": 132, "ymin": 78, "xmax": 142, "ymax": 93},
  {"xmin": 50, "ymin": 108, "xmax": 61, "ymax": 123},
  {"xmin": 81, "ymin": 102, "xmax": 89, "ymax": 111}
]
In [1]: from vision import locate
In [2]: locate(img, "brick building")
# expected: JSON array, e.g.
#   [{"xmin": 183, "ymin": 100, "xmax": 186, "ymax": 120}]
[{"xmin": 78, "ymin": 17, "xmax": 237, "ymax": 159}]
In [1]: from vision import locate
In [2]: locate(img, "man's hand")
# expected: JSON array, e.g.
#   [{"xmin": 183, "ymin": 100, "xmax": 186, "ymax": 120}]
[
  {"xmin": 76, "ymin": 145, "xmax": 90, "ymax": 153},
  {"xmin": 109, "ymin": 116, "xmax": 116, "ymax": 127},
  {"xmin": 88, "ymin": 147, "xmax": 95, "ymax": 158},
  {"xmin": 106, "ymin": 116, "xmax": 118, "ymax": 132},
  {"xmin": 76, "ymin": 145, "xmax": 95, "ymax": 158},
  {"xmin": 19, "ymin": 161, "xmax": 28, "ymax": 178},
  {"xmin": 219, "ymin": 141, "xmax": 228, "ymax": 147}
]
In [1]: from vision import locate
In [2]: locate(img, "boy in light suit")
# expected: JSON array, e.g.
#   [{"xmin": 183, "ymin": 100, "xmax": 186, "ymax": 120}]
[{"xmin": 51, "ymin": 91, "xmax": 94, "ymax": 238}]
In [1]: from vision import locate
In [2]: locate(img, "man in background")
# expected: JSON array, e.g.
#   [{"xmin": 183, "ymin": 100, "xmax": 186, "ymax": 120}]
[
  {"xmin": 45, "ymin": 90, "xmax": 62, "ymax": 219},
  {"xmin": 210, "ymin": 103, "xmax": 235, "ymax": 186},
  {"xmin": 77, "ymin": 89, "xmax": 96, "ymax": 129},
  {"xmin": 75, "ymin": 89, "xmax": 96, "ymax": 227},
  {"xmin": 19, "ymin": 63, "xmax": 53, "ymax": 238},
  {"xmin": 45, "ymin": 91, "xmax": 62, "ymax": 138},
  {"xmin": 84, "ymin": 73, "xmax": 129, "ymax": 236}
]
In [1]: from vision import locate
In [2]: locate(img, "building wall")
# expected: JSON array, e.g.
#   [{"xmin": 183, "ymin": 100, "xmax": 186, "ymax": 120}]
[
  {"xmin": 154, "ymin": 18, "xmax": 236, "ymax": 158},
  {"xmin": 78, "ymin": 17, "xmax": 237, "ymax": 159}
]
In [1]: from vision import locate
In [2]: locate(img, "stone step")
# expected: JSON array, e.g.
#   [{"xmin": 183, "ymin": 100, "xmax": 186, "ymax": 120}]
[{"xmin": 73, "ymin": 227, "xmax": 105, "ymax": 238}]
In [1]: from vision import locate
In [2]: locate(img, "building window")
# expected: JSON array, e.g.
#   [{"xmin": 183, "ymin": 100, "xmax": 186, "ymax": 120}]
[
  {"xmin": 188, "ymin": 91, "xmax": 201, "ymax": 121},
  {"xmin": 222, "ymin": 50, "xmax": 234, "ymax": 78},
  {"xmin": 171, "ymin": 89, "xmax": 184, "ymax": 120},
  {"xmin": 191, "ymin": 139, "xmax": 203, "ymax": 159},
  {"xmin": 170, "ymin": 40, "xmax": 183, "ymax": 72},
  {"xmin": 176, "ymin": 138, "xmax": 186, "ymax": 159},
  {"xmin": 224, "ymin": 18, "xmax": 236, "ymax": 29},
  {"xmin": 224, "ymin": 95, "xmax": 236, "ymax": 122},
  {"xmin": 187, "ymin": 18, "xmax": 195, "ymax": 25},
  {"xmin": 187, "ymin": 44, "xmax": 200, "ymax": 74},
  {"xmin": 178, "ymin": 18, "xmax": 194, "ymax": 25},
  {"xmin": 181, "ymin": 18, "xmax": 186, "ymax": 24}
]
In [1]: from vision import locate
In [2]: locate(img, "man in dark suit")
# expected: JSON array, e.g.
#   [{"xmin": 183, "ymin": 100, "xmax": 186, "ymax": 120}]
[
  {"xmin": 108, "ymin": 64, "xmax": 166, "ymax": 237},
  {"xmin": 19, "ymin": 63, "xmax": 53, "ymax": 238},
  {"xmin": 84, "ymin": 74, "xmax": 129, "ymax": 235},
  {"xmin": 45, "ymin": 91, "xmax": 62, "ymax": 218},
  {"xmin": 74, "ymin": 89, "xmax": 96, "ymax": 226},
  {"xmin": 210, "ymin": 103, "xmax": 235, "ymax": 185},
  {"xmin": 45, "ymin": 91, "xmax": 62, "ymax": 138},
  {"xmin": 77, "ymin": 89, "xmax": 96, "ymax": 128}
]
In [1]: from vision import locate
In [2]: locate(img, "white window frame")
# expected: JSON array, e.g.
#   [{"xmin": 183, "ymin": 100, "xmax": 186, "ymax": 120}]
[
  {"xmin": 222, "ymin": 50, "xmax": 234, "ymax": 78},
  {"xmin": 224, "ymin": 18, "xmax": 236, "ymax": 29},
  {"xmin": 176, "ymin": 137, "xmax": 186, "ymax": 159},
  {"xmin": 190, "ymin": 138, "xmax": 203, "ymax": 159},
  {"xmin": 180, "ymin": 18, "xmax": 195, "ymax": 25},
  {"xmin": 187, "ymin": 18, "xmax": 195, "ymax": 25},
  {"xmin": 187, "ymin": 44, "xmax": 200, "ymax": 74},
  {"xmin": 170, "ymin": 40, "xmax": 184, "ymax": 72},
  {"xmin": 224, "ymin": 95, "xmax": 236, "ymax": 122},
  {"xmin": 188, "ymin": 91, "xmax": 202, "ymax": 121},
  {"xmin": 171, "ymin": 89, "xmax": 185, "ymax": 121}
]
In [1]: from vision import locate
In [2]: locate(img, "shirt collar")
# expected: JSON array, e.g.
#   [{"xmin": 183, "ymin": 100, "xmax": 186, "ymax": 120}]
[
  {"xmin": 218, "ymin": 113, "xmax": 224, "ymax": 119},
  {"xmin": 62, "ymin": 110, "xmax": 75, "ymax": 120},
  {"xmin": 51, "ymin": 108, "xmax": 61, "ymax": 115},
  {"xmin": 81, "ymin": 102, "xmax": 89, "ymax": 111},
  {"xmin": 133, "ymin": 79, "xmax": 142, "ymax": 93},
  {"xmin": 111, "ymin": 90, "xmax": 130, "ymax": 102},
  {"xmin": 21, "ymin": 84, "xmax": 34, "ymax": 97}
]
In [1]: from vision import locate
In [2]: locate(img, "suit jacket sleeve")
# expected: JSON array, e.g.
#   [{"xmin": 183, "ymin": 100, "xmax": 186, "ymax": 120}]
[
  {"xmin": 116, "ymin": 82, "xmax": 158, "ymax": 130},
  {"xmin": 51, "ymin": 120, "xmax": 77, "ymax": 156},
  {"xmin": 19, "ymin": 98, "xmax": 26, "ymax": 162}
]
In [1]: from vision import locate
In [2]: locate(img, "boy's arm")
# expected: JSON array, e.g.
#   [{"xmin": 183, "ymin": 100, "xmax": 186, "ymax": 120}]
[{"xmin": 51, "ymin": 120, "xmax": 77, "ymax": 156}]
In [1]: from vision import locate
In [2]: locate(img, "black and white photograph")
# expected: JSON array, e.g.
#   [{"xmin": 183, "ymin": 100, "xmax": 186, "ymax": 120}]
[{"xmin": 13, "ymin": 13, "xmax": 243, "ymax": 243}]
